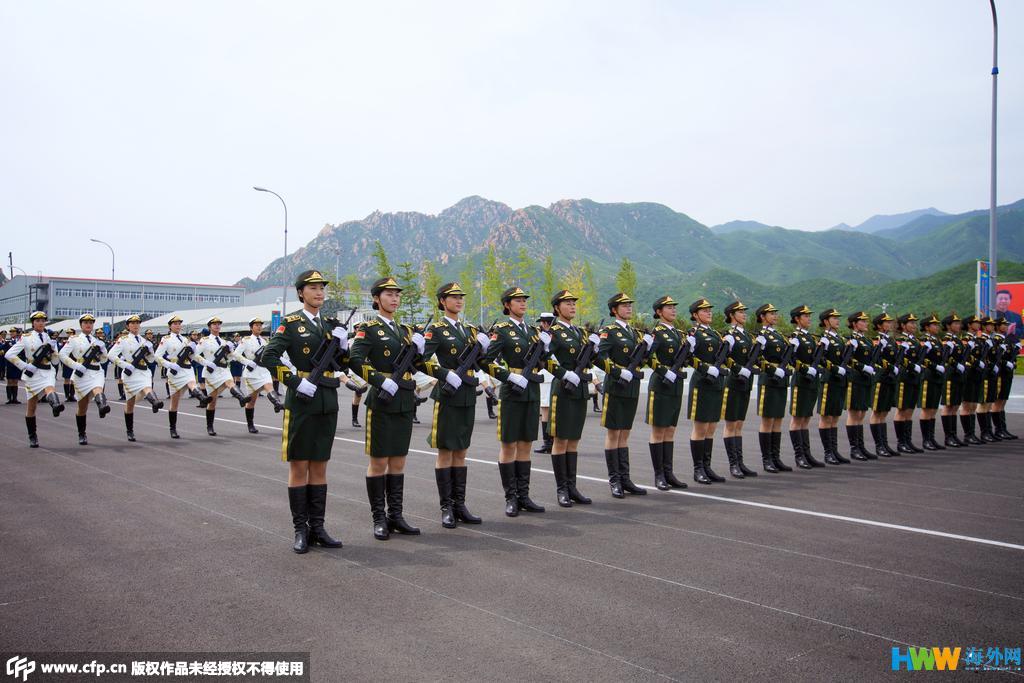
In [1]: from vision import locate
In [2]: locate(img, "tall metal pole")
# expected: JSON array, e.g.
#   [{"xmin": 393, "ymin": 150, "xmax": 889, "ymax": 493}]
[
  {"xmin": 254, "ymin": 187, "xmax": 289, "ymax": 313},
  {"xmin": 988, "ymin": 0, "xmax": 998, "ymax": 314},
  {"xmin": 89, "ymin": 239, "xmax": 115, "ymax": 281}
]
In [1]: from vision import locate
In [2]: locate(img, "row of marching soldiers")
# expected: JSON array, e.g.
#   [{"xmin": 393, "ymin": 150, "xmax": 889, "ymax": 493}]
[
  {"xmin": 4, "ymin": 311, "xmax": 290, "ymax": 447},
  {"xmin": 257, "ymin": 271, "xmax": 1020, "ymax": 552}
]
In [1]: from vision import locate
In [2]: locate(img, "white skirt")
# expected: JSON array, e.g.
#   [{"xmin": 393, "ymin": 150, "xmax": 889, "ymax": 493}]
[
  {"xmin": 166, "ymin": 365, "xmax": 196, "ymax": 393},
  {"xmin": 72, "ymin": 368, "xmax": 105, "ymax": 400},
  {"xmin": 24, "ymin": 366, "xmax": 57, "ymax": 399},
  {"xmin": 242, "ymin": 366, "xmax": 272, "ymax": 394},
  {"xmin": 204, "ymin": 366, "xmax": 233, "ymax": 390},
  {"xmin": 123, "ymin": 367, "xmax": 153, "ymax": 399},
  {"xmin": 539, "ymin": 370, "xmax": 554, "ymax": 408}
]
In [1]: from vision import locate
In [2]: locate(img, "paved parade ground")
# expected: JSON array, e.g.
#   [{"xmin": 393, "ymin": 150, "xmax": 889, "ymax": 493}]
[{"xmin": 2, "ymin": 381, "xmax": 1023, "ymax": 681}]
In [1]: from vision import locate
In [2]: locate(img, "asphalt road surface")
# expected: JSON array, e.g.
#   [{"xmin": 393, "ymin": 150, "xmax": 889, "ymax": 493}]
[{"xmin": 2, "ymin": 380, "xmax": 1022, "ymax": 681}]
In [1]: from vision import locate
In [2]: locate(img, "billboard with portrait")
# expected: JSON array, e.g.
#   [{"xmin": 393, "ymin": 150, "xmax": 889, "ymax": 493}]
[{"xmin": 994, "ymin": 282, "xmax": 1024, "ymax": 337}]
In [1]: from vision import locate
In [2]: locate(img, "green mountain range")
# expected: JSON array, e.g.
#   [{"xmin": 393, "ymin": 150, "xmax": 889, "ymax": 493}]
[{"xmin": 241, "ymin": 196, "xmax": 1024, "ymax": 316}]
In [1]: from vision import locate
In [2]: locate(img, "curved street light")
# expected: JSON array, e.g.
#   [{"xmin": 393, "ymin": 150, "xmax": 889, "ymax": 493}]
[
  {"xmin": 253, "ymin": 187, "xmax": 289, "ymax": 314},
  {"xmin": 89, "ymin": 238, "xmax": 115, "ymax": 281}
]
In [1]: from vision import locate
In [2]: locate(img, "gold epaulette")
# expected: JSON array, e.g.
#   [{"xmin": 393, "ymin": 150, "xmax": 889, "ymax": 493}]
[
  {"xmin": 283, "ymin": 314, "xmax": 302, "ymax": 323},
  {"xmin": 495, "ymin": 321, "xmax": 511, "ymax": 329}
]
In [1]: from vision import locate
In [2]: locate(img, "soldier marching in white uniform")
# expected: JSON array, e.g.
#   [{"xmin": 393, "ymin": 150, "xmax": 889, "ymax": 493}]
[
  {"xmin": 230, "ymin": 317, "xmax": 285, "ymax": 434},
  {"xmin": 5, "ymin": 311, "xmax": 65, "ymax": 447},
  {"xmin": 108, "ymin": 315, "xmax": 164, "ymax": 441},
  {"xmin": 154, "ymin": 314, "xmax": 213, "ymax": 438},
  {"xmin": 192, "ymin": 316, "xmax": 251, "ymax": 436},
  {"xmin": 58, "ymin": 314, "xmax": 112, "ymax": 445}
]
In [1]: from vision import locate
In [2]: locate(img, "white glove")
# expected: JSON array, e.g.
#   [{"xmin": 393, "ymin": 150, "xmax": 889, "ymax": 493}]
[
  {"xmin": 738, "ymin": 367, "xmax": 751, "ymax": 379},
  {"xmin": 935, "ymin": 364, "xmax": 945, "ymax": 374},
  {"xmin": 863, "ymin": 365, "xmax": 875, "ymax": 375},
  {"xmin": 476, "ymin": 332, "xmax": 491, "ymax": 350},
  {"xmin": 411, "ymin": 333, "xmax": 425, "ymax": 355},
  {"xmin": 245, "ymin": 363, "xmax": 257, "ymax": 372},
  {"xmin": 978, "ymin": 361, "xmax": 986, "ymax": 370},
  {"xmin": 508, "ymin": 373, "xmax": 528, "ymax": 390},
  {"xmin": 588, "ymin": 333, "xmax": 601, "ymax": 347},
  {"xmin": 923, "ymin": 341, "xmax": 933, "ymax": 350},
  {"xmin": 944, "ymin": 340, "xmax": 955, "ymax": 349},
  {"xmin": 123, "ymin": 367, "xmax": 133, "ymax": 376},
  {"xmin": 663, "ymin": 369, "xmax": 678, "ymax": 383},
  {"xmin": 70, "ymin": 361, "xmax": 86, "ymax": 373},
  {"xmin": 205, "ymin": 363, "xmax": 217, "ymax": 373},
  {"xmin": 993, "ymin": 365, "xmax": 1000, "ymax": 375},
  {"xmin": 332, "ymin": 327, "xmax": 350, "ymax": 351},
  {"xmin": 619, "ymin": 368, "xmax": 634, "ymax": 383},
  {"xmin": 687, "ymin": 336, "xmax": 697, "ymax": 351},
  {"xmin": 879, "ymin": 337, "xmax": 888, "ymax": 347},
  {"xmin": 297, "ymin": 378, "xmax": 317, "ymax": 397},
  {"xmin": 282, "ymin": 359, "xmax": 298, "ymax": 374},
  {"xmin": 790, "ymin": 337, "xmax": 800, "ymax": 348},
  {"xmin": 836, "ymin": 367, "xmax": 846, "ymax": 377},
  {"xmin": 956, "ymin": 363, "xmax": 965, "ymax": 373},
  {"xmin": 849, "ymin": 338, "xmax": 859, "ymax": 348},
  {"xmin": 892, "ymin": 367, "xmax": 900, "ymax": 377},
  {"xmin": 755, "ymin": 335, "xmax": 767, "ymax": 346},
  {"xmin": 539, "ymin": 331, "xmax": 552, "ymax": 349},
  {"xmin": 820, "ymin": 337, "xmax": 830, "ymax": 348},
  {"xmin": 913, "ymin": 364, "xmax": 921, "ymax": 374},
  {"xmin": 445, "ymin": 370, "xmax": 462, "ymax": 390},
  {"xmin": 563, "ymin": 370, "xmax": 581, "ymax": 386},
  {"xmin": 806, "ymin": 367, "xmax": 818, "ymax": 378},
  {"xmin": 1007, "ymin": 361, "xmax": 1015, "ymax": 371},
  {"xmin": 23, "ymin": 363, "xmax": 38, "ymax": 376},
  {"xmin": 967, "ymin": 341, "xmax": 976, "ymax": 349},
  {"xmin": 166, "ymin": 362, "xmax": 182, "ymax": 374},
  {"xmin": 642, "ymin": 333, "xmax": 654, "ymax": 349},
  {"xmin": 986, "ymin": 339, "xmax": 994, "ymax": 347},
  {"xmin": 706, "ymin": 365, "xmax": 720, "ymax": 378},
  {"xmin": 381, "ymin": 377, "xmax": 399, "ymax": 396},
  {"xmin": 774, "ymin": 367, "xmax": 785, "ymax": 379},
  {"xmin": 723, "ymin": 334, "xmax": 735, "ymax": 349}
]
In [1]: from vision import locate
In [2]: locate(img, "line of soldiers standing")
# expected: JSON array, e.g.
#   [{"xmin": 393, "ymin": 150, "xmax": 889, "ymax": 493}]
[{"xmin": 256, "ymin": 270, "xmax": 1019, "ymax": 552}]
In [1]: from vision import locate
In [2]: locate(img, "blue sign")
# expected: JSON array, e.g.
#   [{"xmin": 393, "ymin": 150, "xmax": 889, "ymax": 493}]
[
  {"xmin": 977, "ymin": 260, "xmax": 991, "ymax": 317},
  {"xmin": 102, "ymin": 322, "xmax": 112, "ymax": 337},
  {"xmin": 270, "ymin": 310, "xmax": 281, "ymax": 333}
]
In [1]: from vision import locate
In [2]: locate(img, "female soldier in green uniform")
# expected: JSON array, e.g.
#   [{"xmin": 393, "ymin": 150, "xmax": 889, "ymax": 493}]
[
  {"xmin": 815, "ymin": 308, "xmax": 851, "ymax": 464},
  {"xmin": 893, "ymin": 313, "xmax": 924, "ymax": 453},
  {"xmin": 916, "ymin": 313, "xmax": 948, "ymax": 450},
  {"xmin": 721, "ymin": 300, "xmax": 760, "ymax": 478},
  {"xmin": 787, "ymin": 305, "xmax": 825, "ymax": 469},
  {"xmin": 842, "ymin": 311, "xmax": 878, "ymax": 461},
  {"xmin": 482, "ymin": 287, "xmax": 546, "ymax": 516},
  {"xmin": 349, "ymin": 277, "xmax": 426, "ymax": 540},
  {"xmin": 421, "ymin": 282, "xmax": 486, "ymax": 528},
  {"xmin": 686, "ymin": 299, "xmax": 729, "ymax": 484},
  {"xmin": 939, "ymin": 313, "xmax": 967, "ymax": 447},
  {"xmin": 755, "ymin": 303, "xmax": 794, "ymax": 473},
  {"xmin": 869, "ymin": 313, "xmax": 899, "ymax": 457},
  {"xmin": 645, "ymin": 296, "xmax": 691, "ymax": 489},
  {"xmin": 260, "ymin": 270, "xmax": 347, "ymax": 554},
  {"xmin": 597, "ymin": 293, "xmax": 653, "ymax": 498},
  {"xmin": 545, "ymin": 289, "xmax": 596, "ymax": 506},
  {"xmin": 992, "ymin": 316, "xmax": 1017, "ymax": 440}
]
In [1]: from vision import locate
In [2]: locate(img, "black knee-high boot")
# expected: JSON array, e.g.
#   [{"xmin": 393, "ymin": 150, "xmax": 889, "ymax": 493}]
[
  {"xmin": 288, "ymin": 485, "xmax": 310, "ymax": 553},
  {"xmin": 801, "ymin": 429, "xmax": 824, "ymax": 467},
  {"xmin": 732, "ymin": 435, "xmax": 757, "ymax": 476},
  {"xmin": 206, "ymin": 409, "xmax": 216, "ymax": 436},
  {"xmin": 94, "ymin": 392, "xmax": 110, "ymax": 418},
  {"xmin": 124, "ymin": 412, "xmax": 135, "ymax": 442},
  {"xmin": 703, "ymin": 438, "xmax": 725, "ymax": 482},
  {"xmin": 189, "ymin": 387, "xmax": 211, "ymax": 408},
  {"xmin": 306, "ymin": 483, "xmax": 343, "ymax": 547},
  {"xmin": 791, "ymin": 430, "xmax": 810, "ymax": 468},
  {"xmin": 451, "ymin": 465, "xmax": 481, "ymax": 522},
  {"xmin": 169, "ymin": 411, "xmax": 179, "ymax": 438},
  {"xmin": 552, "ymin": 453, "xmax": 573, "ymax": 505},
  {"xmin": 565, "ymin": 451, "xmax": 593, "ymax": 502},
  {"xmin": 692, "ymin": 439, "xmax": 711, "ymax": 483},
  {"xmin": 25, "ymin": 416, "xmax": 38, "ymax": 447},
  {"xmin": 661, "ymin": 441, "xmax": 688, "ymax": 487},
  {"xmin": 771, "ymin": 431, "xmax": 791, "ymax": 471},
  {"xmin": 649, "ymin": 442, "xmax": 669, "ymax": 490},
  {"xmin": 435, "ymin": 468, "xmax": 455, "ymax": 528},
  {"xmin": 605, "ymin": 448, "xmax": 623, "ymax": 498},
  {"xmin": 143, "ymin": 391, "xmax": 164, "ymax": 413},
  {"xmin": 266, "ymin": 391, "xmax": 283, "ymax": 414},
  {"xmin": 515, "ymin": 460, "xmax": 547, "ymax": 510},
  {"xmin": 76, "ymin": 414, "xmax": 87, "ymax": 445},
  {"xmin": 245, "ymin": 407, "xmax": 258, "ymax": 434},
  {"xmin": 44, "ymin": 391, "xmax": 65, "ymax": 417},
  {"xmin": 499, "ymin": 461, "xmax": 519, "ymax": 515},
  {"xmin": 229, "ymin": 385, "xmax": 250, "ymax": 408},
  {"xmin": 385, "ymin": 473, "xmax": 421, "ymax": 534},
  {"xmin": 760, "ymin": 432, "xmax": 778, "ymax": 472},
  {"xmin": 619, "ymin": 447, "xmax": 646, "ymax": 494},
  {"xmin": 366, "ymin": 475, "xmax": 389, "ymax": 540},
  {"xmin": 351, "ymin": 403, "xmax": 361, "ymax": 427},
  {"xmin": 534, "ymin": 422, "xmax": 552, "ymax": 454}
]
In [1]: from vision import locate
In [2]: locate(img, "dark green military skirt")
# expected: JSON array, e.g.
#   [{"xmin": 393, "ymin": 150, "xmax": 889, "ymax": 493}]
[
  {"xmin": 365, "ymin": 406, "xmax": 414, "ymax": 457},
  {"xmin": 646, "ymin": 389, "xmax": 683, "ymax": 427},
  {"xmin": 427, "ymin": 402, "xmax": 475, "ymax": 450},
  {"xmin": 601, "ymin": 393, "xmax": 639, "ymax": 430},
  {"xmin": 281, "ymin": 409, "xmax": 338, "ymax": 462},
  {"xmin": 984, "ymin": 376, "xmax": 999, "ymax": 403},
  {"xmin": 550, "ymin": 392, "xmax": 587, "ymax": 440},
  {"xmin": 942, "ymin": 376, "xmax": 963, "ymax": 407},
  {"xmin": 872, "ymin": 382, "xmax": 895, "ymax": 413},
  {"xmin": 998, "ymin": 373, "xmax": 1013, "ymax": 401},
  {"xmin": 895, "ymin": 381, "xmax": 920, "ymax": 410},
  {"xmin": 757, "ymin": 382, "xmax": 787, "ymax": 419},
  {"xmin": 722, "ymin": 384, "xmax": 750, "ymax": 423},
  {"xmin": 687, "ymin": 380, "xmax": 724, "ymax": 424},
  {"xmin": 846, "ymin": 382, "xmax": 872, "ymax": 412},
  {"xmin": 961, "ymin": 377, "xmax": 982, "ymax": 404},
  {"xmin": 920, "ymin": 378, "xmax": 944, "ymax": 410},
  {"xmin": 789, "ymin": 380, "xmax": 819, "ymax": 418},
  {"xmin": 817, "ymin": 380, "xmax": 846, "ymax": 417},
  {"xmin": 497, "ymin": 399, "xmax": 540, "ymax": 443}
]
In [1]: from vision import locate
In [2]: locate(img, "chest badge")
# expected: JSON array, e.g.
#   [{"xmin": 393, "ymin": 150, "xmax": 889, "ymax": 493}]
[
  {"xmin": 443, "ymin": 330, "xmax": 450, "ymax": 337},
  {"xmin": 297, "ymin": 326, "xmax": 306, "ymax": 333},
  {"xmin": 450, "ymin": 347, "xmax": 457, "ymax": 354},
  {"xmin": 377, "ymin": 329, "xmax": 385, "ymax": 336},
  {"xmin": 514, "ymin": 347, "xmax": 521, "ymax": 354},
  {"xmin": 384, "ymin": 349, "xmax": 391, "ymax": 357},
  {"xmin": 302, "ymin": 346, "xmax": 310, "ymax": 355},
  {"xmin": 616, "ymin": 332, "xmax": 623, "ymax": 338}
]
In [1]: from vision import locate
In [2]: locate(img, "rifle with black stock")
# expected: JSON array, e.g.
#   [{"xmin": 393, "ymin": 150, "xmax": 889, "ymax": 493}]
[
  {"xmin": 442, "ymin": 318, "xmax": 496, "ymax": 396},
  {"xmin": 508, "ymin": 319, "xmax": 548, "ymax": 395},
  {"xmin": 376, "ymin": 314, "xmax": 433, "ymax": 405},
  {"xmin": 562, "ymin": 317, "xmax": 605, "ymax": 390},
  {"xmin": 75, "ymin": 343, "xmax": 103, "ymax": 377},
  {"xmin": 22, "ymin": 342, "xmax": 56, "ymax": 377},
  {"xmin": 615, "ymin": 326, "xmax": 652, "ymax": 388},
  {"xmin": 299, "ymin": 307, "xmax": 358, "ymax": 401}
]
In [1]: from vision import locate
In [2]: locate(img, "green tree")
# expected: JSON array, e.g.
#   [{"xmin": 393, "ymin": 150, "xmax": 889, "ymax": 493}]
[
  {"xmin": 542, "ymin": 254, "xmax": 556, "ymax": 308},
  {"xmin": 458, "ymin": 256, "xmax": 480, "ymax": 325},
  {"xmin": 615, "ymin": 257, "xmax": 637, "ymax": 297},
  {"xmin": 512, "ymin": 246, "xmax": 537, "ymax": 318},
  {"xmin": 343, "ymin": 273, "xmax": 363, "ymax": 310},
  {"xmin": 371, "ymin": 240, "xmax": 393, "ymax": 280},
  {"xmin": 394, "ymin": 261, "xmax": 422, "ymax": 324},
  {"xmin": 482, "ymin": 247, "xmax": 506, "ymax": 322},
  {"xmin": 421, "ymin": 261, "xmax": 443, "ymax": 313},
  {"xmin": 581, "ymin": 260, "xmax": 597, "ymax": 323}
]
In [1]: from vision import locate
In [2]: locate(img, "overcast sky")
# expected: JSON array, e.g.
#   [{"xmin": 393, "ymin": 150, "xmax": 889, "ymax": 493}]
[{"xmin": 2, "ymin": 1, "xmax": 1021, "ymax": 285}]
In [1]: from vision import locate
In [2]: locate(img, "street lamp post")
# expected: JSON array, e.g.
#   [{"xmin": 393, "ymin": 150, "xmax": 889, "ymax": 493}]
[
  {"xmin": 987, "ymin": 0, "xmax": 999, "ymax": 314},
  {"xmin": 9, "ymin": 265, "xmax": 28, "ymax": 321},
  {"xmin": 253, "ymin": 187, "xmax": 289, "ymax": 314},
  {"xmin": 90, "ymin": 239, "xmax": 115, "ymax": 281}
]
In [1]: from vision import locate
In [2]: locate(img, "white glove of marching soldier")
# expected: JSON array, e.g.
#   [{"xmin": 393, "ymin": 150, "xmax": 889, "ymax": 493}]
[
  {"xmin": 618, "ymin": 368, "xmax": 634, "ymax": 383},
  {"xmin": 642, "ymin": 333, "xmax": 655, "ymax": 350},
  {"xmin": 539, "ymin": 331, "xmax": 552, "ymax": 350},
  {"xmin": 836, "ymin": 366, "xmax": 846, "ymax": 377},
  {"xmin": 936, "ymin": 365, "xmax": 945, "ymax": 374},
  {"xmin": 411, "ymin": 332, "xmax": 425, "ymax": 355},
  {"xmin": 820, "ymin": 337, "xmax": 830, "ymax": 348},
  {"xmin": 686, "ymin": 336, "xmax": 697, "ymax": 352},
  {"xmin": 706, "ymin": 365, "xmax": 720, "ymax": 378},
  {"xmin": 806, "ymin": 367, "xmax": 818, "ymax": 378},
  {"xmin": 957, "ymin": 363, "xmax": 965, "ymax": 373},
  {"xmin": 476, "ymin": 332, "xmax": 491, "ymax": 350},
  {"xmin": 445, "ymin": 370, "xmax": 462, "ymax": 390},
  {"xmin": 755, "ymin": 335, "xmax": 767, "ymax": 347},
  {"xmin": 70, "ymin": 361, "xmax": 86, "ymax": 374},
  {"xmin": 508, "ymin": 373, "xmax": 528, "ymax": 390},
  {"xmin": 663, "ymin": 369, "xmax": 678, "ymax": 383},
  {"xmin": 332, "ymin": 327, "xmax": 349, "ymax": 351},
  {"xmin": 774, "ymin": 367, "xmax": 785, "ymax": 379},
  {"xmin": 723, "ymin": 334, "xmax": 735, "ymax": 349},
  {"xmin": 380, "ymin": 377, "xmax": 399, "ymax": 396},
  {"xmin": 738, "ymin": 367, "xmax": 751, "ymax": 379},
  {"xmin": 588, "ymin": 333, "xmax": 601, "ymax": 348},
  {"xmin": 563, "ymin": 370, "xmax": 581, "ymax": 386},
  {"xmin": 297, "ymin": 378, "xmax": 317, "ymax": 397},
  {"xmin": 912, "ymin": 364, "xmax": 921, "ymax": 374},
  {"xmin": 863, "ymin": 365, "xmax": 875, "ymax": 375}
]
